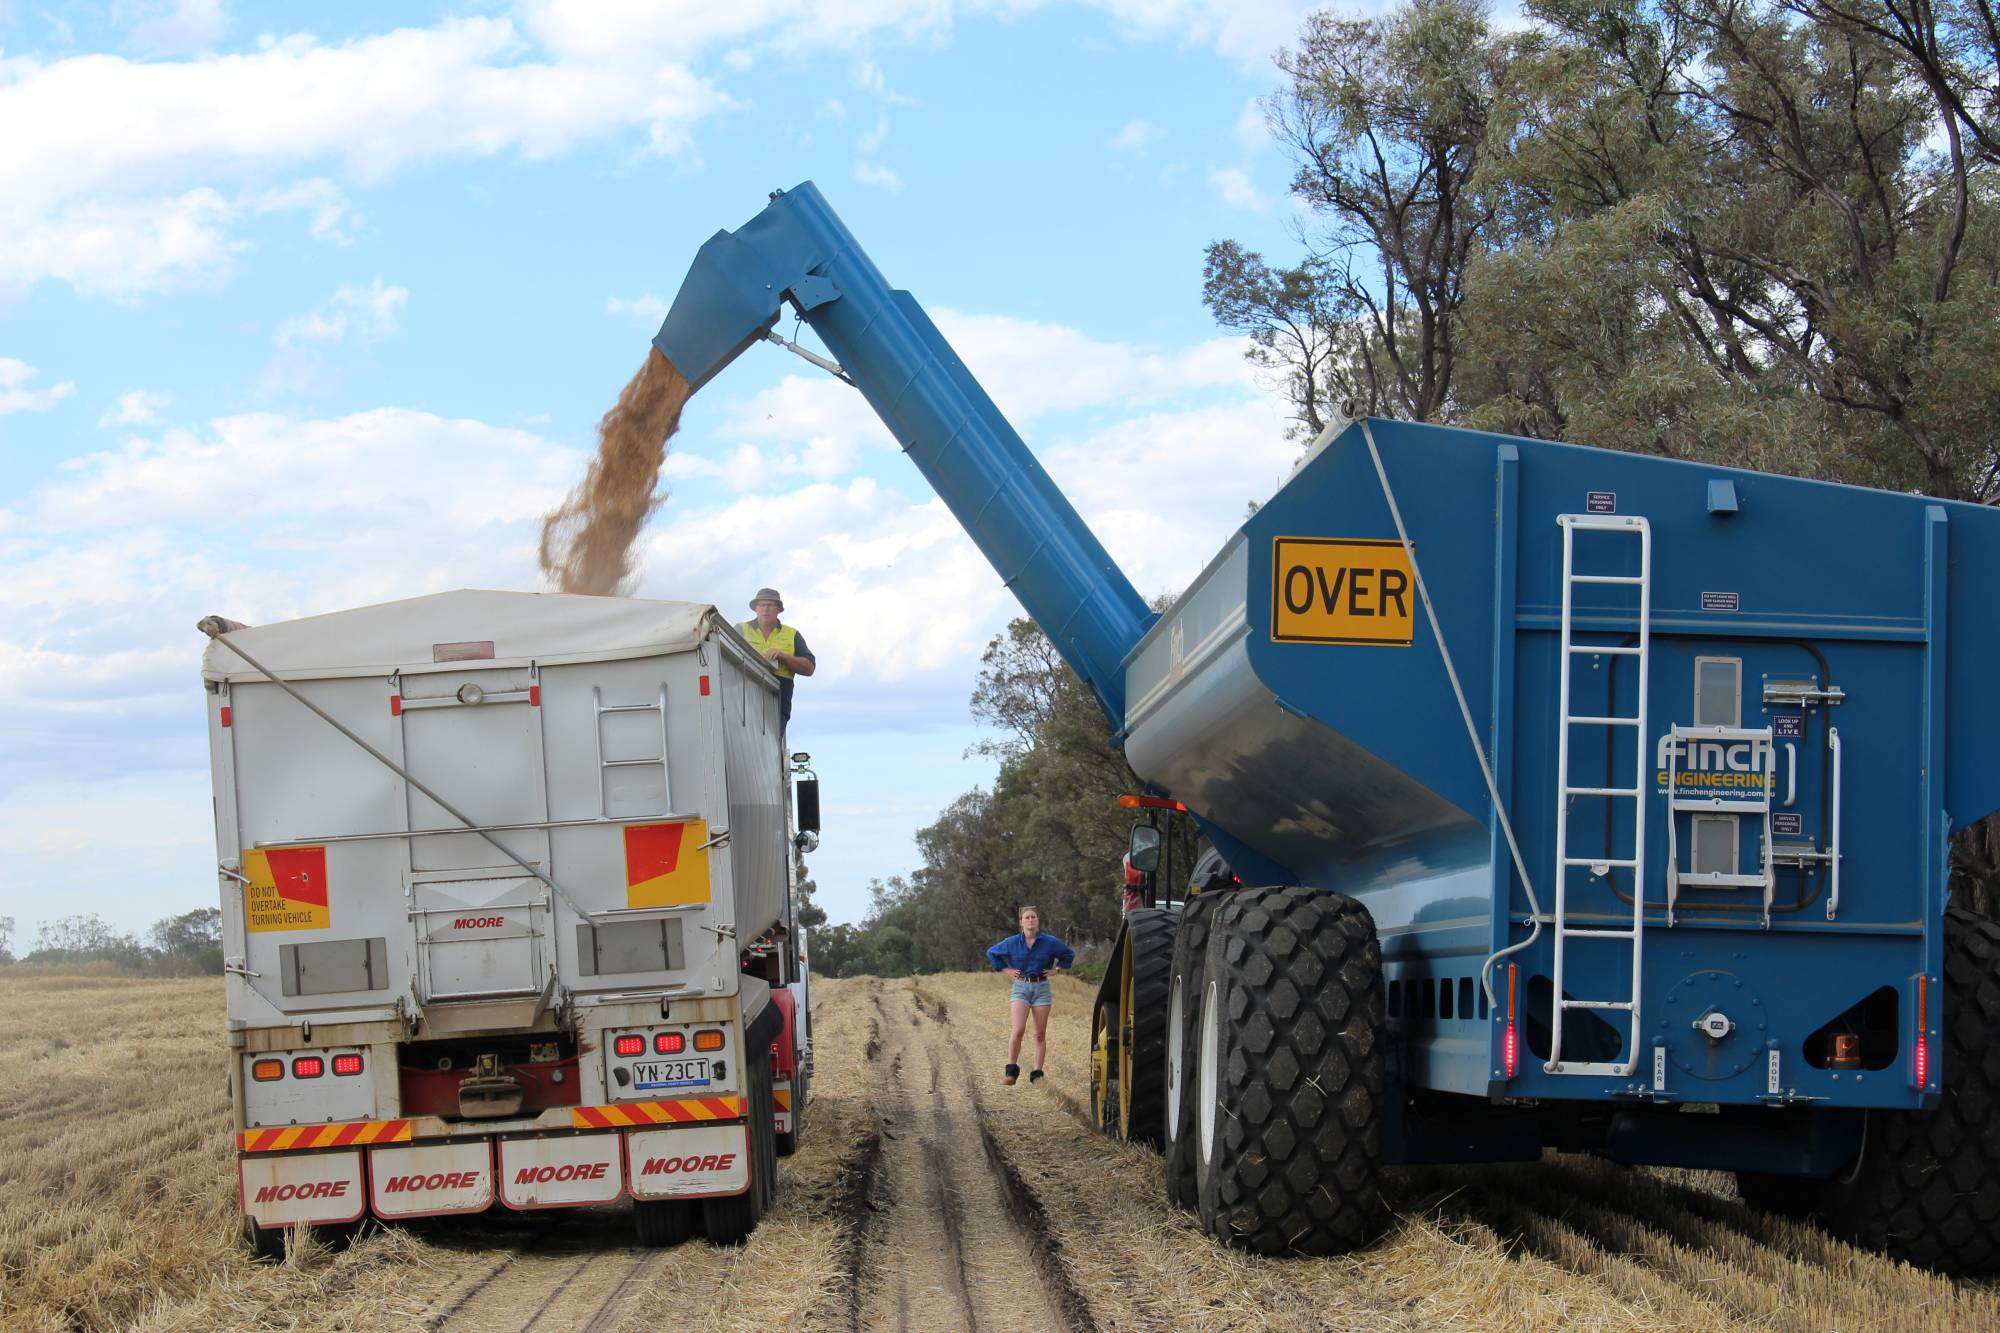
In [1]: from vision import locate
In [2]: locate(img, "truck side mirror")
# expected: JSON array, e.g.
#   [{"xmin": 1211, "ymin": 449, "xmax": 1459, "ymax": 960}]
[
  {"xmin": 1128, "ymin": 824, "xmax": 1161, "ymax": 874},
  {"xmin": 795, "ymin": 777, "xmax": 821, "ymax": 835}
]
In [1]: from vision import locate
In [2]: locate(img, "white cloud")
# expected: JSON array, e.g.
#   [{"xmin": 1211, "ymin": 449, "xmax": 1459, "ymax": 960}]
[
  {"xmin": 854, "ymin": 161, "xmax": 904, "ymax": 192},
  {"xmin": 246, "ymin": 177, "xmax": 358, "ymax": 244},
  {"xmin": 0, "ymin": 3, "xmax": 1316, "ymax": 298},
  {"xmin": 127, "ymin": 0, "xmax": 227, "ymax": 56},
  {"xmin": 857, "ymin": 114, "xmax": 891, "ymax": 154},
  {"xmin": 274, "ymin": 278, "xmax": 408, "ymax": 346},
  {"xmin": 0, "ymin": 357, "xmax": 75, "ymax": 415},
  {"xmin": 0, "ymin": 17, "xmax": 727, "ymax": 296},
  {"xmin": 607, "ymin": 293, "xmax": 668, "ymax": 325},
  {"xmin": 1210, "ymin": 165, "xmax": 1269, "ymax": 212},
  {"xmin": 98, "ymin": 389, "xmax": 173, "ymax": 428},
  {"xmin": 1234, "ymin": 96, "xmax": 1268, "ymax": 154},
  {"xmin": 1108, "ymin": 118, "xmax": 1163, "ymax": 152}
]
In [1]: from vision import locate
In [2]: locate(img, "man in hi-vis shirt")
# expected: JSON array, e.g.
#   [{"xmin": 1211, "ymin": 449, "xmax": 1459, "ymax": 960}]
[{"xmin": 739, "ymin": 587, "xmax": 816, "ymax": 727}]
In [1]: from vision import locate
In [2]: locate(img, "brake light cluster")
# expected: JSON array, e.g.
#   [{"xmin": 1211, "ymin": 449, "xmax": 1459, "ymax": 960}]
[
  {"xmin": 251, "ymin": 1052, "xmax": 364, "ymax": 1081},
  {"xmin": 612, "ymin": 1029, "xmax": 722, "ymax": 1056}
]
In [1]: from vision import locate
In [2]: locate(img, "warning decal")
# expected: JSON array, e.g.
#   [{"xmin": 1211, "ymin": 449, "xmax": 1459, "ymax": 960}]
[
  {"xmin": 625, "ymin": 819, "xmax": 713, "ymax": 909},
  {"xmin": 1271, "ymin": 537, "xmax": 1416, "ymax": 646},
  {"xmin": 243, "ymin": 845, "xmax": 330, "ymax": 932}
]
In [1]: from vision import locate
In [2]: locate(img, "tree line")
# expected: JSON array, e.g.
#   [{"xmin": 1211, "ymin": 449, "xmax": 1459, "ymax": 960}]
[
  {"xmin": 813, "ymin": 0, "xmax": 2000, "ymax": 973},
  {"xmin": 1205, "ymin": 0, "xmax": 2000, "ymax": 504},
  {"xmin": 0, "ymin": 909, "xmax": 225, "ymax": 975}
]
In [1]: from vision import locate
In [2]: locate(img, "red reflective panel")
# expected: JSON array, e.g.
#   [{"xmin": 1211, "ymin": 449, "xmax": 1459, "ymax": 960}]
[
  {"xmin": 614, "ymin": 1035, "xmax": 646, "ymax": 1057},
  {"xmin": 654, "ymin": 1032, "xmax": 686, "ymax": 1054},
  {"xmin": 292, "ymin": 1055, "xmax": 325, "ymax": 1078},
  {"xmin": 332, "ymin": 1053, "xmax": 364, "ymax": 1076}
]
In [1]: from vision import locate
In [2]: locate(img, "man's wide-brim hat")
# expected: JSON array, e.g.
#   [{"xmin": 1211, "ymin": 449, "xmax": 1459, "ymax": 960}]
[{"xmin": 750, "ymin": 587, "xmax": 784, "ymax": 611}]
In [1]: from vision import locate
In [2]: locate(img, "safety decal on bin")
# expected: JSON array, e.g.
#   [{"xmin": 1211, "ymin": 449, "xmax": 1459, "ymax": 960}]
[
  {"xmin": 1271, "ymin": 537, "xmax": 1415, "ymax": 646},
  {"xmin": 624, "ymin": 819, "xmax": 713, "ymax": 909},
  {"xmin": 240, "ymin": 1118, "xmax": 413, "ymax": 1153},
  {"xmin": 242, "ymin": 844, "xmax": 330, "ymax": 932},
  {"xmin": 572, "ymin": 1095, "xmax": 745, "ymax": 1129}
]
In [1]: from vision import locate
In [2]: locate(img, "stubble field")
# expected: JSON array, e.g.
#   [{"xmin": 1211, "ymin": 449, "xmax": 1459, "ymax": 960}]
[{"xmin": 1, "ymin": 968, "xmax": 1995, "ymax": 1331}]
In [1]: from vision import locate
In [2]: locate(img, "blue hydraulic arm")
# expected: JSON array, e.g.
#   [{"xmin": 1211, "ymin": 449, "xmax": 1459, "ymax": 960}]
[{"xmin": 652, "ymin": 181, "xmax": 1155, "ymax": 726}]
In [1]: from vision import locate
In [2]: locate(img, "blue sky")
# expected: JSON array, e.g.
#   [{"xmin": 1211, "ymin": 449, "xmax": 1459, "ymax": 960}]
[{"xmin": 0, "ymin": 0, "xmax": 1346, "ymax": 939}]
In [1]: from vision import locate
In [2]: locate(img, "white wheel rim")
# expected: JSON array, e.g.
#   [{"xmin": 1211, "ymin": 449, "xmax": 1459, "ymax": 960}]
[
  {"xmin": 1167, "ymin": 973, "xmax": 1185, "ymax": 1141},
  {"xmin": 1198, "ymin": 976, "xmax": 1220, "ymax": 1167}
]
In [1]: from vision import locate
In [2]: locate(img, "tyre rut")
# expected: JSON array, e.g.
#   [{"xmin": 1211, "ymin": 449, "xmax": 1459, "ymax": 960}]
[{"xmin": 848, "ymin": 979, "xmax": 1094, "ymax": 1333}]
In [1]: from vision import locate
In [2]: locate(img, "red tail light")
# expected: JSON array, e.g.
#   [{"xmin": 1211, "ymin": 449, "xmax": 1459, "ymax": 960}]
[
  {"xmin": 1502, "ymin": 964, "xmax": 1519, "ymax": 1079},
  {"xmin": 614, "ymin": 1035, "xmax": 646, "ymax": 1057},
  {"xmin": 1914, "ymin": 975, "xmax": 1931, "ymax": 1089},
  {"xmin": 654, "ymin": 1032, "xmax": 685, "ymax": 1054},
  {"xmin": 332, "ymin": 1054, "xmax": 364, "ymax": 1076},
  {"xmin": 292, "ymin": 1056, "xmax": 324, "ymax": 1078}
]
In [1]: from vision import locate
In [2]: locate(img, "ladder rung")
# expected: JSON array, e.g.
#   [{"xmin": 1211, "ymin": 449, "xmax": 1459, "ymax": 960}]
[
  {"xmin": 602, "ymin": 758, "xmax": 664, "ymax": 768},
  {"xmin": 1674, "ymin": 871, "xmax": 1770, "ymax": 888},
  {"xmin": 599, "ymin": 703, "xmax": 662, "ymax": 715},
  {"xmin": 1570, "ymin": 574, "xmax": 1646, "ymax": 585},
  {"xmin": 1566, "ymin": 715, "xmax": 1641, "ymax": 727},
  {"xmin": 1561, "ymin": 857, "xmax": 1637, "ymax": 868},
  {"xmin": 1567, "ymin": 644, "xmax": 1643, "ymax": 656},
  {"xmin": 1560, "ymin": 927, "xmax": 1637, "ymax": 940},
  {"xmin": 1561, "ymin": 999, "xmax": 1637, "ymax": 1011},
  {"xmin": 1564, "ymin": 786, "xmax": 1640, "ymax": 797}
]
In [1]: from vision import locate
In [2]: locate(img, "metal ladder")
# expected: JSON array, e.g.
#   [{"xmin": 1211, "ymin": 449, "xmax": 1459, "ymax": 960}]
[
  {"xmin": 592, "ymin": 686, "xmax": 672, "ymax": 817},
  {"xmin": 1547, "ymin": 513, "xmax": 1651, "ymax": 1077}
]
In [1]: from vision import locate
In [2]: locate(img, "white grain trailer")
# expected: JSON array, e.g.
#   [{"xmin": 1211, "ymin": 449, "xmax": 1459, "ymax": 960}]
[{"xmin": 198, "ymin": 590, "xmax": 815, "ymax": 1255}]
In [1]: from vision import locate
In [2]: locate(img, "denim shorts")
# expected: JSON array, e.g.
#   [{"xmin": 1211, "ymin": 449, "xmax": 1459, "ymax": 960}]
[{"xmin": 1010, "ymin": 977, "xmax": 1054, "ymax": 1006}]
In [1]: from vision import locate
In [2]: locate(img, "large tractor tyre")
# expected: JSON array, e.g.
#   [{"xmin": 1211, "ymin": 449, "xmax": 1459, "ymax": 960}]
[
  {"xmin": 1117, "ymin": 908, "xmax": 1178, "ymax": 1148},
  {"xmin": 1089, "ymin": 995, "xmax": 1119, "ymax": 1135},
  {"xmin": 1194, "ymin": 886, "xmax": 1387, "ymax": 1257},
  {"xmin": 1164, "ymin": 891, "xmax": 1229, "ymax": 1209},
  {"xmin": 705, "ymin": 1053, "xmax": 775, "ymax": 1245},
  {"xmin": 1812, "ymin": 906, "xmax": 2000, "ymax": 1274},
  {"xmin": 633, "ymin": 1198, "xmax": 700, "ymax": 1247}
]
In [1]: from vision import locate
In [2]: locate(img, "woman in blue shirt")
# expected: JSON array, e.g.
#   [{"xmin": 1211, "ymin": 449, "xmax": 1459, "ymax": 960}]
[{"xmin": 985, "ymin": 905, "xmax": 1075, "ymax": 1085}]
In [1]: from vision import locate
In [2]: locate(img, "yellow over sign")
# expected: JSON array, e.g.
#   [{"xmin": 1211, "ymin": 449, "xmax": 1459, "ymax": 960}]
[{"xmin": 1271, "ymin": 537, "xmax": 1416, "ymax": 646}]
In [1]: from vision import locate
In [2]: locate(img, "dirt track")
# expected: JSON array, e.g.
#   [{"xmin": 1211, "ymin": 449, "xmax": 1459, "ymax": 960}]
[{"xmin": 4, "ymin": 970, "xmax": 1999, "ymax": 1331}]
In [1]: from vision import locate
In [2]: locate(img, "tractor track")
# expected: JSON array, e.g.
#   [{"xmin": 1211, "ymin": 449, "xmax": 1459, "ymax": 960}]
[
  {"xmin": 425, "ymin": 1211, "xmax": 660, "ymax": 1333},
  {"xmin": 840, "ymin": 980, "xmax": 1096, "ymax": 1333}
]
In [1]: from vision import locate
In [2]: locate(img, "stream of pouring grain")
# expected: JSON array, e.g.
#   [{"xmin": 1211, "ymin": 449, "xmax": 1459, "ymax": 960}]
[{"xmin": 538, "ymin": 348, "xmax": 692, "ymax": 596}]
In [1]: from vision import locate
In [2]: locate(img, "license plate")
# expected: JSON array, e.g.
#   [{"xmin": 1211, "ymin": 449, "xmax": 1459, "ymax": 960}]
[{"xmin": 633, "ymin": 1058, "xmax": 710, "ymax": 1089}]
